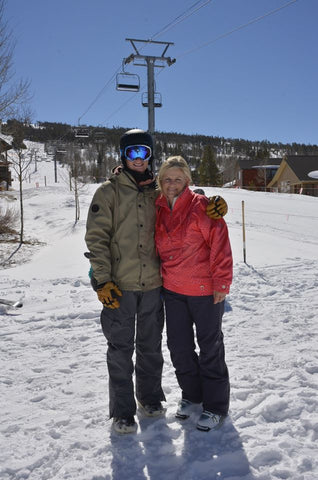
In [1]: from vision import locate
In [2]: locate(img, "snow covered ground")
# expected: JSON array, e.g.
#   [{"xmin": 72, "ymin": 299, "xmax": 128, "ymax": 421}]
[{"xmin": 1, "ymin": 152, "xmax": 318, "ymax": 480}]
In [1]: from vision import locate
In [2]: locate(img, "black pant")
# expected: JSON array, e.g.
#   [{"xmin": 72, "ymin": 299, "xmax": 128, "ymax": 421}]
[
  {"xmin": 163, "ymin": 289, "xmax": 230, "ymax": 416},
  {"xmin": 100, "ymin": 287, "xmax": 165, "ymax": 418}
]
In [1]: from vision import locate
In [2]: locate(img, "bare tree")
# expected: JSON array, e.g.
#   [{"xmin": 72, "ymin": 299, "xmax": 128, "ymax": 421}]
[
  {"xmin": 0, "ymin": 0, "xmax": 31, "ymax": 119},
  {"xmin": 59, "ymin": 145, "xmax": 87, "ymax": 224},
  {"xmin": 71, "ymin": 151, "xmax": 81, "ymax": 223},
  {"xmin": 7, "ymin": 118, "xmax": 32, "ymax": 244}
]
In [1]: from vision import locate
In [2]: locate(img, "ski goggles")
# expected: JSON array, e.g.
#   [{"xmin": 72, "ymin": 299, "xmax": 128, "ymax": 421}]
[{"xmin": 123, "ymin": 145, "xmax": 152, "ymax": 162}]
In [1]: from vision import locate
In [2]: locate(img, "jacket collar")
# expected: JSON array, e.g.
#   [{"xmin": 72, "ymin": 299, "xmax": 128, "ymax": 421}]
[
  {"xmin": 156, "ymin": 186, "xmax": 194, "ymax": 210},
  {"xmin": 110, "ymin": 169, "xmax": 156, "ymax": 191}
]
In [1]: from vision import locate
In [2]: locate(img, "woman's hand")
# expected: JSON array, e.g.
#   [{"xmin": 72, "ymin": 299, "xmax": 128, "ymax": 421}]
[
  {"xmin": 213, "ymin": 291, "xmax": 227, "ymax": 304},
  {"xmin": 206, "ymin": 196, "xmax": 228, "ymax": 219}
]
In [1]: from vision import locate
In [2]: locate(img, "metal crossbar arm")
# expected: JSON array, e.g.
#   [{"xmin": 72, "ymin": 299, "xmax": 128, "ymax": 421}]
[{"xmin": 126, "ymin": 38, "xmax": 174, "ymax": 57}]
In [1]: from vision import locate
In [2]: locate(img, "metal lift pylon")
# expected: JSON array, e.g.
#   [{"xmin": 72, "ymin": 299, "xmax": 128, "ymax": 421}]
[{"xmin": 121, "ymin": 38, "xmax": 176, "ymax": 170}]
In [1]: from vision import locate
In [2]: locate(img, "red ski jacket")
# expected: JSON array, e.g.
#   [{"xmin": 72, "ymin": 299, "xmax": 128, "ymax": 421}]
[{"xmin": 155, "ymin": 187, "xmax": 233, "ymax": 296}]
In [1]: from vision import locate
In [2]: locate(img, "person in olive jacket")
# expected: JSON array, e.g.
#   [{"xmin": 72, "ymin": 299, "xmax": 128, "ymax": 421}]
[
  {"xmin": 85, "ymin": 129, "xmax": 228, "ymax": 435},
  {"xmin": 85, "ymin": 129, "xmax": 165, "ymax": 434}
]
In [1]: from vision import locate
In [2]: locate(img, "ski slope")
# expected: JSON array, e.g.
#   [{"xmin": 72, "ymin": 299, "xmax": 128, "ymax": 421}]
[{"xmin": 0, "ymin": 153, "xmax": 318, "ymax": 480}]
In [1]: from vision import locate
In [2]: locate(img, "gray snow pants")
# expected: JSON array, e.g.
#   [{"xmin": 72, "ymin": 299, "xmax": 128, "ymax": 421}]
[{"xmin": 100, "ymin": 287, "xmax": 165, "ymax": 418}]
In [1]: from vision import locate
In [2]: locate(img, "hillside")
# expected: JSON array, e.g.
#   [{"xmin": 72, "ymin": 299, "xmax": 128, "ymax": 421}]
[
  {"xmin": 3, "ymin": 121, "xmax": 318, "ymax": 191},
  {"xmin": 4, "ymin": 119, "xmax": 318, "ymax": 161}
]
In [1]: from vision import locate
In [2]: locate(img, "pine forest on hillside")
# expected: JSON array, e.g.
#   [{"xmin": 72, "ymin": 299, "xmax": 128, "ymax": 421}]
[{"xmin": 2, "ymin": 120, "xmax": 318, "ymax": 187}]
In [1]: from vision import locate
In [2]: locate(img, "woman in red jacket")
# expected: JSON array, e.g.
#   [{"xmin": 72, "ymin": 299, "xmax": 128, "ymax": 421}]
[{"xmin": 155, "ymin": 156, "xmax": 233, "ymax": 431}]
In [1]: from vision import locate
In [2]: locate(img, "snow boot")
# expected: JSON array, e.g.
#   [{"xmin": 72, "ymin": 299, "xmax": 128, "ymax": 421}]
[
  {"xmin": 138, "ymin": 401, "xmax": 166, "ymax": 417},
  {"xmin": 175, "ymin": 399, "xmax": 199, "ymax": 419},
  {"xmin": 112, "ymin": 416, "xmax": 137, "ymax": 434},
  {"xmin": 196, "ymin": 411, "xmax": 225, "ymax": 432}
]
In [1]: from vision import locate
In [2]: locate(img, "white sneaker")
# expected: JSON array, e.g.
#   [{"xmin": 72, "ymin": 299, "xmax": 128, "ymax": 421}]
[
  {"xmin": 196, "ymin": 411, "xmax": 225, "ymax": 431},
  {"xmin": 112, "ymin": 416, "xmax": 137, "ymax": 434},
  {"xmin": 138, "ymin": 401, "xmax": 166, "ymax": 417},
  {"xmin": 175, "ymin": 399, "xmax": 198, "ymax": 419}
]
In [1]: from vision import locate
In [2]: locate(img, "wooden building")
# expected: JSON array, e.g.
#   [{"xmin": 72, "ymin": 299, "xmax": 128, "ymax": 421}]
[
  {"xmin": 267, "ymin": 155, "xmax": 318, "ymax": 197},
  {"xmin": 0, "ymin": 138, "xmax": 13, "ymax": 190},
  {"xmin": 235, "ymin": 158, "xmax": 282, "ymax": 191}
]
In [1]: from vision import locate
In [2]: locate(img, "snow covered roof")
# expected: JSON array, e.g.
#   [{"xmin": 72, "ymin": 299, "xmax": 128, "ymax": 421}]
[
  {"xmin": 251, "ymin": 165, "xmax": 280, "ymax": 169},
  {"xmin": 237, "ymin": 158, "xmax": 282, "ymax": 169},
  {"xmin": 308, "ymin": 170, "xmax": 318, "ymax": 179}
]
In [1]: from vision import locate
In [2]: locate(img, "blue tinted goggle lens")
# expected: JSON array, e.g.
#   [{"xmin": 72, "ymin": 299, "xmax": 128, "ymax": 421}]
[{"xmin": 124, "ymin": 145, "xmax": 152, "ymax": 161}]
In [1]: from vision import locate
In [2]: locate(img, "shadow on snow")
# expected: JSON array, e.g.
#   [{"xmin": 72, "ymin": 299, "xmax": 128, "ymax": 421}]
[{"xmin": 106, "ymin": 414, "xmax": 255, "ymax": 480}]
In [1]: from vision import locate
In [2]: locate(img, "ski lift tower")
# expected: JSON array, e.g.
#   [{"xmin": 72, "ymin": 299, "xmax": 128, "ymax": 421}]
[{"xmin": 119, "ymin": 38, "xmax": 176, "ymax": 167}]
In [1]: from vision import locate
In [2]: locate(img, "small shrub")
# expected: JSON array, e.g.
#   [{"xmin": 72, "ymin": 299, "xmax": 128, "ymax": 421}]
[{"xmin": 0, "ymin": 206, "xmax": 18, "ymax": 235}]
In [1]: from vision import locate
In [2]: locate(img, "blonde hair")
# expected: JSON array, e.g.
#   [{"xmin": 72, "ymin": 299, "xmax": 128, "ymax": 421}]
[{"xmin": 158, "ymin": 156, "xmax": 192, "ymax": 190}]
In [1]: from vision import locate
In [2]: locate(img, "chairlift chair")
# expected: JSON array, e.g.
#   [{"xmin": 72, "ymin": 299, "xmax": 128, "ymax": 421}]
[
  {"xmin": 142, "ymin": 92, "xmax": 162, "ymax": 108},
  {"xmin": 75, "ymin": 127, "xmax": 90, "ymax": 138},
  {"xmin": 93, "ymin": 128, "xmax": 106, "ymax": 142},
  {"xmin": 116, "ymin": 72, "xmax": 140, "ymax": 92},
  {"xmin": 94, "ymin": 129, "xmax": 105, "ymax": 137}
]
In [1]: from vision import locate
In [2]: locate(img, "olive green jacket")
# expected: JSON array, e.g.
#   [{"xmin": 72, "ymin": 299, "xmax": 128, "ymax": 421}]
[{"xmin": 85, "ymin": 170, "xmax": 162, "ymax": 292}]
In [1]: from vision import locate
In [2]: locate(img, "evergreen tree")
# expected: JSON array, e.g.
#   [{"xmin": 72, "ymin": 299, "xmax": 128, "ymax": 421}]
[{"xmin": 197, "ymin": 145, "xmax": 221, "ymax": 186}]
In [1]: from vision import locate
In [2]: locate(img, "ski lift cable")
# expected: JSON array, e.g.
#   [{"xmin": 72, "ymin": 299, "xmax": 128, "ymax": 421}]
[
  {"xmin": 103, "ymin": 94, "xmax": 138, "ymax": 125},
  {"xmin": 177, "ymin": 0, "xmax": 300, "ymax": 60},
  {"xmin": 99, "ymin": 0, "xmax": 299, "ymax": 126},
  {"xmin": 146, "ymin": 0, "xmax": 299, "ymax": 77},
  {"xmin": 75, "ymin": 0, "xmax": 296, "ymax": 126},
  {"xmin": 102, "ymin": 78, "xmax": 148, "ymax": 125},
  {"xmin": 76, "ymin": 0, "xmax": 213, "ymax": 124},
  {"xmin": 149, "ymin": 0, "xmax": 214, "ymax": 41},
  {"xmin": 98, "ymin": 3, "xmax": 214, "ymax": 123},
  {"xmin": 149, "ymin": 0, "xmax": 213, "ymax": 41},
  {"xmin": 77, "ymin": 66, "xmax": 122, "ymax": 125},
  {"xmin": 102, "ymin": 68, "xmax": 166, "ymax": 124}
]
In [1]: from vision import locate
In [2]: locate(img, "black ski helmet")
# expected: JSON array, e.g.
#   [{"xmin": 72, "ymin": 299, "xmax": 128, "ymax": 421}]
[{"xmin": 120, "ymin": 129, "xmax": 154, "ymax": 169}]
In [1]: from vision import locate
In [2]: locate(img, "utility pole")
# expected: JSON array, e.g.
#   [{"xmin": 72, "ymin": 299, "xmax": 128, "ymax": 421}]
[{"xmin": 119, "ymin": 38, "xmax": 176, "ymax": 170}]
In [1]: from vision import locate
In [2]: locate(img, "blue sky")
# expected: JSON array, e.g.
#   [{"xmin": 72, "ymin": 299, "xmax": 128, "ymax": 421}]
[{"xmin": 5, "ymin": 0, "xmax": 318, "ymax": 145}]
